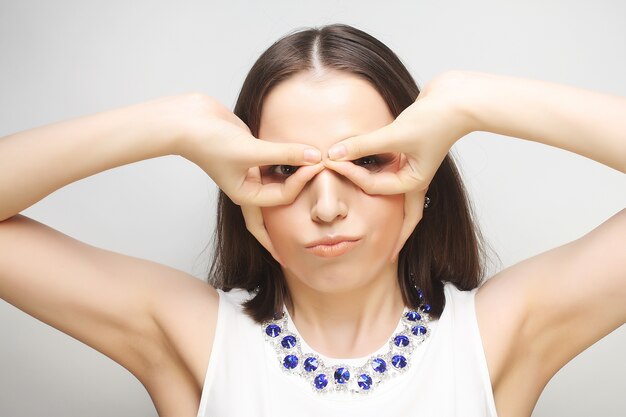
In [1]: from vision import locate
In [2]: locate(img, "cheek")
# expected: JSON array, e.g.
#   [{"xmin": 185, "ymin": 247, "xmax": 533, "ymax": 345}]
[
  {"xmin": 261, "ymin": 206, "xmax": 297, "ymax": 254},
  {"xmin": 261, "ymin": 206, "xmax": 283, "ymax": 237},
  {"xmin": 366, "ymin": 194, "xmax": 405, "ymax": 247}
]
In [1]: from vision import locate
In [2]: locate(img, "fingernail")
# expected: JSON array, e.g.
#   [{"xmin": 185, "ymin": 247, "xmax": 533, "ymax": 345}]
[
  {"xmin": 304, "ymin": 148, "xmax": 321, "ymax": 163},
  {"xmin": 328, "ymin": 144, "xmax": 347, "ymax": 160}
]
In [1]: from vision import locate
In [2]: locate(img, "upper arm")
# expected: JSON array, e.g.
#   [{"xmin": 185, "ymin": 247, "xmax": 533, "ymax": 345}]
[
  {"xmin": 477, "ymin": 208, "xmax": 626, "ymax": 389},
  {"xmin": 0, "ymin": 214, "xmax": 219, "ymax": 387},
  {"xmin": 523, "ymin": 208, "xmax": 626, "ymax": 374}
]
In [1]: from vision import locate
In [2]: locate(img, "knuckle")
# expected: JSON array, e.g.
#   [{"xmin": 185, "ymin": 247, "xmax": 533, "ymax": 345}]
[
  {"xmin": 230, "ymin": 189, "xmax": 250, "ymax": 206},
  {"xmin": 355, "ymin": 177, "xmax": 372, "ymax": 193},
  {"xmin": 351, "ymin": 140, "xmax": 362, "ymax": 158},
  {"xmin": 185, "ymin": 92, "xmax": 213, "ymax": 108},
  {"xmin": 286, "ymin": 146, "xmax": 299, "ymax": 165},
  {"xmin": 230, "ymin": 194, "xmax": 243, "ymax": 206},
  {"xmin": 283, "ymin": 186, "xmax": 300, "ymax": 204},
  {"xmin": 185, "ymin": 91, "xmax": 207, "ymax": 101}
]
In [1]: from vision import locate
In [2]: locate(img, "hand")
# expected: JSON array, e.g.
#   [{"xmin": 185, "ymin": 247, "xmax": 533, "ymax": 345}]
[
  {"xmin": 176, "ymin": 93, "xmax": 324, "ymax": 263},
  {"xmin": 323, "ymin": 72, "xmax": 475, "ymax": 261}
]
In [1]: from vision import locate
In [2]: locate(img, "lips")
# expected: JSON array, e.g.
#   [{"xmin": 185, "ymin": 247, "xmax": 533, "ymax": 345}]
[
  {"xmin": 305, "ymin": 236, "xmax": 360, "ymax": 247},
  {"xmin": 305, "ymin": 236, "xmax": 361, "ymax": 258}
]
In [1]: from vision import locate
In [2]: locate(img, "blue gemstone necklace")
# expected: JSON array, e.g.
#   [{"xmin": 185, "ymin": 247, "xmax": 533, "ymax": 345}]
[{"xmin": 262, "ymin": 288, "xmax": 432, "ymax": 395}]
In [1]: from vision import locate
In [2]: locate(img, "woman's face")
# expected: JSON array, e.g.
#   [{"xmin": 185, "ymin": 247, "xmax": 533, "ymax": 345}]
[{"xmin": 258, "ymin": 70, "xmax": 404, "ymax": 294}]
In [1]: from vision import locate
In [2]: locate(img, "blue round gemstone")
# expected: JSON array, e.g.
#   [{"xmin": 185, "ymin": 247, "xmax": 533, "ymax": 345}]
[
  {"xmin": 420, "ymin": 303, "xmax": 431, "ymax": 313},
  {"xmin": 394, "ymin": 334, "xmax": 410, "ymax": 347},
  {"xmin": 303, "ymin": 356, "xmax": 319, "ymax": 372},
  {"xmin": 281, "ymin": 335, "xmax": 297, "ymax": 349},
  {"xmin": 405, "ymin": 311, "xmax": 421, "ymax": 321},
  {"xmin": 417, "ymin": 288, "xmax": 424, "ymax": 300},
  {"xmin": 412, "ymin": 325, "xmax": 427, "ymax": 336},
  {"xmin": 392, "ymin": 355, "xmax": 407, "ymax": 369},
  {"xmin": 314, "ymin": 374, "xmax": 328, "ymax": 389},
  {"xmin": 265, "ymin": 324, "xmax": 281, "ymax": 337},
  {"xmin": 372, "ymin": 358, "xmax": 387, "ymax": 373},
  {"xmin": 334, "ymin": 367, "xmax": 350, "ymax": 384},
  {"xmin": 357, "ymin": 374, "xmax": 373, "ymax": 390},
  {"xmin": 283, "ymin": 354, "xmax": 299, "ymax": 369}
]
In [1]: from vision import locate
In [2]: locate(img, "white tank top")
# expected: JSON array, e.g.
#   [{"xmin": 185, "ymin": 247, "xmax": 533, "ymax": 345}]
[{"xmin": 196, "ymin": 281, "xmax": 498, "ymax": 417}]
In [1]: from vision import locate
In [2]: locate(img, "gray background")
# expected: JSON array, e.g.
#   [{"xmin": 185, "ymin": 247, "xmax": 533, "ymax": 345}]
[{"xmin": 1, "ymin": 0, "xmax": 625, "ymax": 416}]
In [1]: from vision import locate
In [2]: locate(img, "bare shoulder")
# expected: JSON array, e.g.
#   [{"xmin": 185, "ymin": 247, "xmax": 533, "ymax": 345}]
[
  {"xmin": 475, "ymin": 209, "xmax": 626, "ymax": 416},
  {"xmin": 0, "ymin": 214, "xmax": 219, "ymax": 414}
]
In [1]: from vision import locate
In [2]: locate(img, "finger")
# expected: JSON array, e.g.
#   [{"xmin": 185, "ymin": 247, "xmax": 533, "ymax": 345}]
[
  {"xmin": 390, "ymin": 188, "xmax": 426, "ymax": 263},
  {"xmin": 239, "ymin": 162, "xmax": 325, "ymax": 206},
  {"xmin": 241, "ymin": 204, "xmax": 284, "ymax": 266},
  {"xmin": 327, "ymin": 125, "xmax": 403, "ymax": 161},
  {"xmin": 240, "ymin": 139, "xmax": 322, "ymax": 167},
  {"xmin": 277, "ymin": 162, "xmax": 325, "ymax": 201},
  {"xmin": 324, "ymin": 159, "xmax": 420, "ymax": 195}
]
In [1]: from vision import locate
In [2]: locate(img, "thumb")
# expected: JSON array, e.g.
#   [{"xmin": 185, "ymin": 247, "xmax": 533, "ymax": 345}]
[{"xmin": 327, "ymin": 125, "xmax": 399, "ymax": 161}]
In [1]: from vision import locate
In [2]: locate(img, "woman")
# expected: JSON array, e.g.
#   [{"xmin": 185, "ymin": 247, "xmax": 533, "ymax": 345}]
[{"xmin": 0, "ymin": 24, "xmax": 624, "ymax": 417}]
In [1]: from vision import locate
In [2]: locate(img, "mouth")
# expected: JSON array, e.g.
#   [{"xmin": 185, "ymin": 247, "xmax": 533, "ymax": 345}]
[{"xmin": 305, "ymin": 239, "xmax": 361, "ymax": 258}]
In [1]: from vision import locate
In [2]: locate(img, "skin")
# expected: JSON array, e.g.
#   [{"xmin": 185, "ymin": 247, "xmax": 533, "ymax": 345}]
[
  {"xmin": 258, "ymin": 70, "xmax": 409, "ymax": 358},
  {"xmin": 254, "ymin": 70, "xmax": 626, "ymax": 416},
  {"xmin": 1, "ymin": 69, "xmax": 623, "ymax": 417}
]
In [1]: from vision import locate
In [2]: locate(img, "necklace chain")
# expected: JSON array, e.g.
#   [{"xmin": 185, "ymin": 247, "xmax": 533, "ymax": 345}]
[{"xmin": 261, "ymin": 289, "xmax": 432, "ymax": 395}]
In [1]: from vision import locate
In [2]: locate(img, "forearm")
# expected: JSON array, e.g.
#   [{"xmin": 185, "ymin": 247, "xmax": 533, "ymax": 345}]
[
  {"xmin": 0, "ymin": 96, "xmax": 186, "ymax": 222},
  {"xmin": 455, "ymin": 71, "xmax": 626, "ymax": 172}
]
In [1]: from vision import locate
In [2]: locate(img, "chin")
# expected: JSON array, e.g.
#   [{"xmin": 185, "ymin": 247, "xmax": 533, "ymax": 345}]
[{"xmin": 289, "ymin": 267, "xmax": 379, "ymax": 295}]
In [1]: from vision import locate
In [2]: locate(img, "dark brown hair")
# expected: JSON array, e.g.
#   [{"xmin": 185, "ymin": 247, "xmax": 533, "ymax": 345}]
[{"xmin": 208, "ymin": 23, "xmax": 487, "ymax": 323}]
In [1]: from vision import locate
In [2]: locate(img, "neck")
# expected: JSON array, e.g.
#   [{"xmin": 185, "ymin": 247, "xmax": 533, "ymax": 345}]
[{"xmin": 283, "ymin": 264, "xmax": 405, "ymax": 359}]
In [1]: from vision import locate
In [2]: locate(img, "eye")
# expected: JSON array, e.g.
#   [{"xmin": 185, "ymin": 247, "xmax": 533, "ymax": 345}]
[
  {"xmin": 266, "ymin": 165, "xmax": 300, "ymax": 179},
  {"xmin": 262, "ymin": 153, "xmax": 395, "ymax": 182},
  {"xmin": 352, "ymin": 154, "xmax": 394, "ymax": 172}
]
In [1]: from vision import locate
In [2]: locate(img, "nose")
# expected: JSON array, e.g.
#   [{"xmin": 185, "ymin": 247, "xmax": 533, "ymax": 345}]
[{"xmin": 308, "ymin": 166, "xmax": 351, "ymax": 223}]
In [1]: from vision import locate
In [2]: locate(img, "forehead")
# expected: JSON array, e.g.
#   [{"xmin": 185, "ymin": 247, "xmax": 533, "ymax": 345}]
[{"xmin": 258, "ymin": 71, "xmax": 394, "ymax": 150}]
